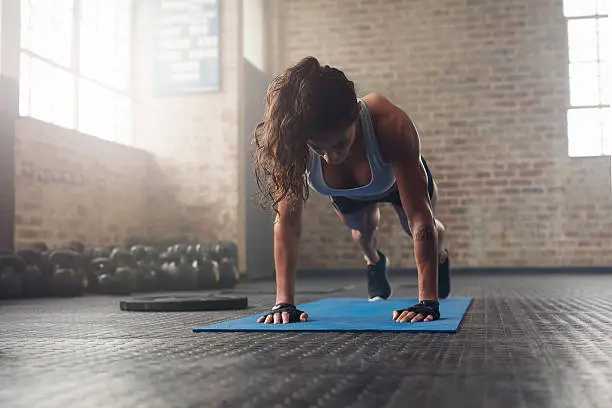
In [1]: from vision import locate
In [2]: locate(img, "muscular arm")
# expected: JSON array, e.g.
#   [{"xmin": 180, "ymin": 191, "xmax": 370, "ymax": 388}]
[
  {"xmin": 273, "ymin": 195, "xmax": 303, "ymax": 305},
  {"xmin": 257, "ymin": 192, "xmax": 309, "ymax": 324},
  {"xmin": 366, "ymin": 94, "xmax": 438, "ymax": 301},
  {"xmin": 394, "ymin": 127, "xmax": 439, "ymax": 301}
]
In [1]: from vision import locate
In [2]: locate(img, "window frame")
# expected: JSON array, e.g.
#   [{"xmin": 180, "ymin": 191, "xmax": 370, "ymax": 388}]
[
  {"xmin": 565, "ymin": 4, "xmax": 610, "ymax": 157},
  {"xmin": 18, "ymin": 0, "xmax": 134, "ymax": 146}
]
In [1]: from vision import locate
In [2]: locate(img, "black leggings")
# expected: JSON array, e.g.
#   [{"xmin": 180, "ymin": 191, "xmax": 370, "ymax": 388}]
[{"xmin": 330, "ymin": 157, "xmax": 435, "ymax": 214}]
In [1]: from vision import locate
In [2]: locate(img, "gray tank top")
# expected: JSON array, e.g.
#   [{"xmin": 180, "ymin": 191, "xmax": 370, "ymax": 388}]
[{"xmin": 306, "ymin": 99, "xmax": 397, "ymax": 197}]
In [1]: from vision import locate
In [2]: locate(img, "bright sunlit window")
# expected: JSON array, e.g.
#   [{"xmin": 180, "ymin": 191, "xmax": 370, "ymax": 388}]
[
  {"xmin": 565, "ymin": 0, "xmax": 610, "ymax": 157},
  {"xmin": 19, "ymin": 0, "xmax": 133, "ymax": 145}
]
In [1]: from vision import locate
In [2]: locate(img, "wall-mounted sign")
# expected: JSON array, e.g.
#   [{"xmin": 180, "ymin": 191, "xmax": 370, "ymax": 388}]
[{"xmin": 153, "ymin": 0, "xmax": 221, "ymax": 95}]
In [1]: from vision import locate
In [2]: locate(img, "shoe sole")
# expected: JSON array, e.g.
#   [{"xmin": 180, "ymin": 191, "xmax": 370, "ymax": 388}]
[{"xmin": 368, "ymin": 255, "xmax": 392, "ymax": 302}]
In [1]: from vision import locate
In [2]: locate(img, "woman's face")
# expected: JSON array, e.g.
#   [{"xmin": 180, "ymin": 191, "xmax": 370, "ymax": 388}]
[{"xmin": 307, "ymin": 120, "xmax": 359, "ymax": 165}]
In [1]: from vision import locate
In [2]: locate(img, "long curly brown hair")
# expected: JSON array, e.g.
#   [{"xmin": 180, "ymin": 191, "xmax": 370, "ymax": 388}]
[{"xmin": 252, "ymin": 56, "xmax": 359, "ymax": 214}]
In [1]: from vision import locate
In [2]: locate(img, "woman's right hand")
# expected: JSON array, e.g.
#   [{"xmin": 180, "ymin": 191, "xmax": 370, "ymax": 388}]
[{"xmin": 257, "ymin": 303, "xmax": 309, "ymax": 324}]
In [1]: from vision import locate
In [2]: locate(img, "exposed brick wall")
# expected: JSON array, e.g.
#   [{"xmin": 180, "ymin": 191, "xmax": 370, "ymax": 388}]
[
  {"xmin": 277, "ymin": 0, "xmax": 612, "ymax": 268},
  {"xmin": 133, "ymin": 0, "xmax": 242, "ymax": 247},
  {"xmin": 14, "ymin": 118, "xmax": 150, "ymax": 248},
  {"xmin": 12, "ymin": 0, "xmax": 243, "ymax": 255}
]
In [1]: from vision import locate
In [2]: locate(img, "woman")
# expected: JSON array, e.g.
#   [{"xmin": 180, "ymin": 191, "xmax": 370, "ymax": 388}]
[{"xmin": 252, "ymin": 56, "xmax": 450, "ymax": 325}]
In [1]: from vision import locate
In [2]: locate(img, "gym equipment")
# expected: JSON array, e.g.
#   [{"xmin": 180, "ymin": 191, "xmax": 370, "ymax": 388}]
[
  {"xmin": 130, "ymin": 245, "xmax": 160, "ymax": 292},
  {"xmin": 159, "ymin": 245, "xmax": 198, "ymax": 291},
  {"xmin": 88, "ymin": 256, "xmax": 131, "ymax": 295},
  {"xmin": 217, "ymin": 258, "xmax": 239, "ymax": 289},
  {"xmin": 209, "ymin": 241, "xmax": 238, "ymax": 264},
  {"xmin": 92, "ymin": 246, "xmax": 114, "ymax": 259},
  {"xmin": 110, "ymin": 248, "xmax": 137, "ymax": 292},
  {"xmin": 89, "ymin": 257, "xmax": 113, "ymax": 292},
  {"xmin": 144, "ymin": 246, "xmax": 159, "ymax": 262},
  {"xmin": 82, "ymin": 246, "xmax": 95, "ymax": 260},
  {"xmin": 204, "ymin": 241, "xmax": 239, "ymax": 289},
  {"xmin": 183, "ymin": 245, "xmax": 219, "ymax": 289},
  {"xmin": 130, "ymin": 245, "xmax": 147, "ymax": 261},
  {"xmin": 61, "ymin": 242, "xmax": 90, "ymax": 280},
  {"xmin": 29, "ymin": 246, "xmax": 55, "ymax": 294},
  {"xmin": 65, "ymin": 241, "xmax": 86, "ymax": 254},
  {"xmin": 119, "ymin": 294, "xmax": 248, "ymax": 312},
  {"xmin": 193, "ymin": 297, "xmax": 473, "ymax": 333},
  {"xmin": 32, "ymin": 242, "xmax": 49, "ymax": 252},
  {"xmin": 0, "ymin": 254, "xmax": 26, "ymax": 299},
  {"xmin": 16, "ymin": 248, "xmax": 45, "ymax": 297},
  {"xmin": 48, "ymin": 249, "xmax": 85, "ymax": 297},
  {"xmin": 195, "ymin": 256, "xmax": 220, "ymax": 289}
]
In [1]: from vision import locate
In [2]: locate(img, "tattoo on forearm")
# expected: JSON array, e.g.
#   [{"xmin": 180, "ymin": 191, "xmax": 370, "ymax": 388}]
[{"xmin": 414, "ymin": 225, "xmax": 435, "ymax": 242}]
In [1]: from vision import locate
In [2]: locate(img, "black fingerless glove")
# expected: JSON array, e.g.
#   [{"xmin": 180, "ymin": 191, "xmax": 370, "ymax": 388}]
[
  {"xmin": 261, "ymin": 303, "xmax": 305, "ymax": 323},
  {"xmin": 395, "ymin": 300, "xmax": 441, "ymax": 321}
]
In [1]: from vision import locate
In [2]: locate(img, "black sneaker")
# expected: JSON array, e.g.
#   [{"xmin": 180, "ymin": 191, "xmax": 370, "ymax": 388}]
[
  {"xmin": 438, "ymin": 249, "xmax": 451, "ymax": 299},
  {"xmin": 367, "ymin": 250, "xmax": 391, "ymax": 301}
]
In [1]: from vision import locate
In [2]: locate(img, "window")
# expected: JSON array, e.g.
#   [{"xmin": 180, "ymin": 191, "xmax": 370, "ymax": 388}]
[
  {"xmin": 19, "ymin": 0, "xmax": 133, "ymax": 145},
  {"xmin": 565, "ymin": 0, "xmax": 610, "ymax": 157}
]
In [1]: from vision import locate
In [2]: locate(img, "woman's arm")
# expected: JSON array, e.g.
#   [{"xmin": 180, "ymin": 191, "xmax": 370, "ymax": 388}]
[
  {"xmin": 365, "ymin": 94, "xmax": 439, "ymax": 303},
  {"xmin": 273, "ymin": 195, "xmax": 304, "ymax": 306},
  {"xmin": 257, "ymin": 193, "xmax": 309, "ymax": 324}
]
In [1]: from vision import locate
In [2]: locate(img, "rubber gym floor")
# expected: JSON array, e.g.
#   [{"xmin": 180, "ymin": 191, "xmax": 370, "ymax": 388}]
[{"xmin": 2, "ymin": 271, "xmax": 612, "ymax": 408}]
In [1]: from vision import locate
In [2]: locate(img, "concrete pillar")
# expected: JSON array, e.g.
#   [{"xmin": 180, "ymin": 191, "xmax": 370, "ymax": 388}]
[{"xmin": 0, "ymin": 0, "xmax": 20, "ymax": 250}]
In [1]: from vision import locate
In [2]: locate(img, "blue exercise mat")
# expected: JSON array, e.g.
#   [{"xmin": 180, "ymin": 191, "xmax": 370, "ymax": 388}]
[{"xmin": 193, "ymin": 297, "xmax": 472, "ymax": 333}]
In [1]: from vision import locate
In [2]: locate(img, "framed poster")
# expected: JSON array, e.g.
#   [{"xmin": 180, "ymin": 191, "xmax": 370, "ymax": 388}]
[{"xmin": 152, "ymin": 0, "xmax": 221, "ymax": 95}]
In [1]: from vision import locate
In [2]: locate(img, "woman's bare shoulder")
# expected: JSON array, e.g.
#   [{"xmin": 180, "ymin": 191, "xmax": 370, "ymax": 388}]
[{"xmin": 360, "ymin": 94, "xmax": 420, "ymax": 164}]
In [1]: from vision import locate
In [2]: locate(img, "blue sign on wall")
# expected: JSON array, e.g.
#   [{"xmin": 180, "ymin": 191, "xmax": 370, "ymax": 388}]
[{"xmin": 152, "ymin": 0, "xmax": 221, "ymax": 95}]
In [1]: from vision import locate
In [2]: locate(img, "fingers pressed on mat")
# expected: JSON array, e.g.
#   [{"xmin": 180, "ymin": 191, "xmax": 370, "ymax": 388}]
[
  {"xmin": 273, "ymin": 312, "xmax": 282, "ymax": 324},
  {"xmin": 257, "ymin": 312, "xmax": 308, "ymax": 324},
  {"xmin": 257, "ymin": 314, "xmax": 275, "ymax": 323},
  {"xmin": 259, "ymin": 303, "xmax": 308, "ymax": 324},
  {"xmin": 410, "ymin": 313, "xmax": 425, "ymax": 323},
  {"xmin": 402, "ymin": 312, "xmax": 416, "ymax": 322},
  {"xmin": 392, "ymin": 310, "xmax": 436, "ymax": 323},
  {"xmin": 394, "ymin": 310, "xmax": 414, "ymax": 322},
  {"xmin": 393, "ymin": 300, "xmax": 441, "ymax": 323}
]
